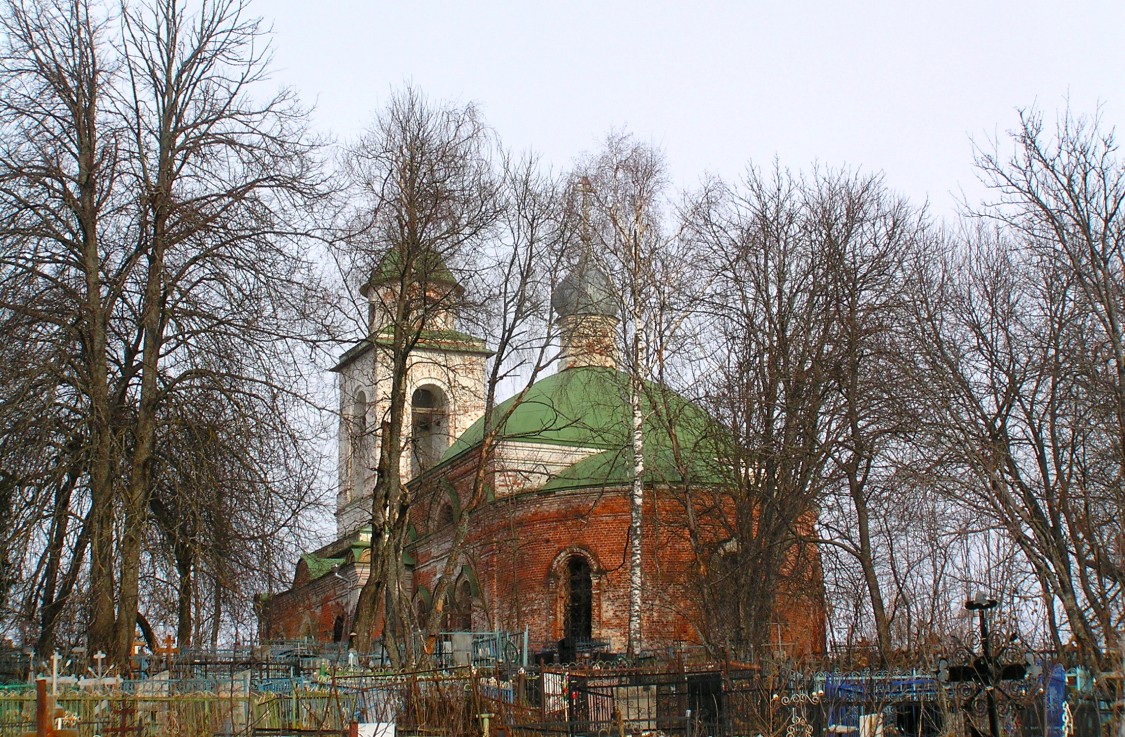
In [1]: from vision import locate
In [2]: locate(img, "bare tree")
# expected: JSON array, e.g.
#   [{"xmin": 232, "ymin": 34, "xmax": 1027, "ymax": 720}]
[
  {"xmin": 413, "ymin": 152, "xmax": 569, "ymax": 656},
  {"xmin": 978, "ymin": 110, "xmax": 1125, "ymax": 657},
  {"xmin": 338, "ymin": 88, "xmax": 502, "ymax": 659},
  {"xmin": 0, "ymin": 0, "xmax": 122, "ymax": 657},
  {"xmin": 569, "ymin": 133, "xmax": 695, "ymax": 655},
  {"xmin": 806, "ymin": 171, "xmax": 926, "ymax": 662},
  {"xmin": 0, "ymin": 0, "xmax": 327, "ymax": 664},
  {"xmin": 906, "ymin": 109, "xmax": 1125, "ymax": 669},
  {"xmin": 685, "ymin": 164, "xmax": 843, "ymax": 658}
]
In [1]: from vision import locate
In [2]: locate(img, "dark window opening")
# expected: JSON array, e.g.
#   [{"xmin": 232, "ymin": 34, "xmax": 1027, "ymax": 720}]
[
  {"xmin": 413, "ymin": 387, "xmax": 437, "ymax": 408},
  {"xmin": 565, "ymin": 556, "xmax": 593, "ymax": 642},
  {"xmin": 439, "ymin": 502, "xmax": 455, "ymax": 526},
  {"xmin": 332, "ymin": 614, "xmax": 345, "ymax": 643}
]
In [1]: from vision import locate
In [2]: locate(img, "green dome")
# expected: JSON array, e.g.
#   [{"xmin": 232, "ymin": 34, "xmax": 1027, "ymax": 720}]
[
  {"xmin": 439, "ymin": 366, "xmax": 717, "ymax": 469},
  {"xmin": 361, "ymin": 248, "xmax": 461, "ymax": 296},
  {"xmin": 537, "ymin": 445, "xmax": 725, "ymax": 492}
]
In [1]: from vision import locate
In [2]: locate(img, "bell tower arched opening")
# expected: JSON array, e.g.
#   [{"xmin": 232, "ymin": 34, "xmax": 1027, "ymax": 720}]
[
  {"xmin": 411, "ymin": 385, "xmax": 448, "ymax": 476},
  {"xmin": 349, "ymin": 390, "xmax": 368, "ymax": 501}
]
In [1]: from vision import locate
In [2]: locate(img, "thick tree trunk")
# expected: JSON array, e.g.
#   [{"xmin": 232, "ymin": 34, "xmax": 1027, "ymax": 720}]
[
  {"xmin": 853, "ymin": 491, "xmax": 892, "ymax": 663},
  {"xmin": 351, "ymin": 267, "xmax": 415, "ymax": 660},
  {"xmin": 352, "ymin": 420, "xmax": 394, "ymax": 653},
  {"xmin": 174, "ymin": 543, "xmax": 193, "ymax": 649},
  {"xmin": 113, "ymin": 233, "xmax": 166, "ymax": 666},
  {"xmin": 78, "ymin": 76, "xmax": 117, "ymax": 660},
  {"xmin": 741, "ymin": 506, "xmax": 786, "ymax": 659},
  {"xmin": 111, "ymin": 104, "xmax": 175, "ymax": 654},
  {"xmin": 34, "ymin": 475, "xmax": 76, "ymax": 656},
  {"xmin": 37, "ymin": 513, "xmax": 92, "ymax": 657}
]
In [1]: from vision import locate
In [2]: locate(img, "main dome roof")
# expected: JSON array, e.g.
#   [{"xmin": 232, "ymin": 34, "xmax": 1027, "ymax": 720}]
[{"xmin": 439, "ymin": 366, "xmax": 718, "ymax": 476}]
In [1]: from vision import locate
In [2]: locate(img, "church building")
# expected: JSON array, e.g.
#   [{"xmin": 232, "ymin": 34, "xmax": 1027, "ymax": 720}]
[{"xmin": 261, "ymin": 255, "xmax": 826, "ymax": 658}]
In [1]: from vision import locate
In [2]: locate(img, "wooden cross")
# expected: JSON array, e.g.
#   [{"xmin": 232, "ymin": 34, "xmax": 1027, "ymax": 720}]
[{"xmin": 154, "ymin": 635, "xmax": 178, "ymax": 657}]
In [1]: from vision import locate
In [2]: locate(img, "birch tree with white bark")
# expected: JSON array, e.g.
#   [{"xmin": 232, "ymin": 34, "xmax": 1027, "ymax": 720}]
[{"xmin": 570, "ymin": 134, "xmax": 694, "ymax": 655}]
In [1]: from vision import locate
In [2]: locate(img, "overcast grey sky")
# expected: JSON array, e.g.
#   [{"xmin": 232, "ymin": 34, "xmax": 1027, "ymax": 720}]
[{"xmin": 264, "ymin": 1, "xmax": 1123, "ymax": 218}]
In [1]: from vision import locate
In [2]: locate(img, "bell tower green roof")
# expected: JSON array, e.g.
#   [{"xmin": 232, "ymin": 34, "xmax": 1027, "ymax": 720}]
[{"xmin": 360, "ymin": 248, "xmax": 461, "ymax": 297}]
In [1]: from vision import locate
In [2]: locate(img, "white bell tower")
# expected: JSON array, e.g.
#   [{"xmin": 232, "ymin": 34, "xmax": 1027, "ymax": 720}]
[{"xmin": 332, "ymin": 252, "xmax": 489, "ymax": 537}]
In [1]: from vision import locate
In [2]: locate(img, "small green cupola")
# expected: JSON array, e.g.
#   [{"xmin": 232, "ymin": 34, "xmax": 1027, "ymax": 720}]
[{"xmin": 361, "ymin": 248, "xmax": 464, "ymax": 332}]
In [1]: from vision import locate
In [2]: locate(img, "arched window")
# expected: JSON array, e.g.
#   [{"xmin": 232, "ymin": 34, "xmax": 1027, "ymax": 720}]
[
  {"xmin": 411, "ymin": 385, "xmax": 448, "ymax": 476},
  {"xmin": 565, "ymin": 556, "xmax": 593, "ymax": 642},
  {"xmin": 332, "ymin": 614, "xmax": 345, "ymax": 643},
  {"xmin": 708, "ymin": 543, "xmax": 744, "ymax": 649},
  {"xmin": 449, "ymin": 578, "xmax": 473, "ymax": 632},
  {"xmin": 438, "ymin": 502, "xmax": 455, "ymax": 527},
  {"xmin": 350, "ymin": 390, "xmax": 368, "ymax": 500}
]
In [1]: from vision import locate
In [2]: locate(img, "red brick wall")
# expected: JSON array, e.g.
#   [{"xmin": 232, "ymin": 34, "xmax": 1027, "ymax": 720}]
[
  {"xmin": 266, "ymin": 447, "xmax": 826, "ymax": 658},
  {"xmin": 409, "ymin": 453, "xmax": 826, "ymax": 656},
  {"xmin": 260, "ymin": 574, "xmax": 354, "ymax": 643}
]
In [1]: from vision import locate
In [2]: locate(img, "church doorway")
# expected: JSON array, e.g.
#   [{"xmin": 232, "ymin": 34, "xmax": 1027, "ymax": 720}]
[{"xmin": 564, "ymin": 556, "xmax": 593, "ymax": 643}]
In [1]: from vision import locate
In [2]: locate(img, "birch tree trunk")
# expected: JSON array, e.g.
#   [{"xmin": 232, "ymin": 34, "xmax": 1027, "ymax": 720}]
[{"xmin": 627, "ymin": 356, "xmax": 645, "ymax": 656}]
